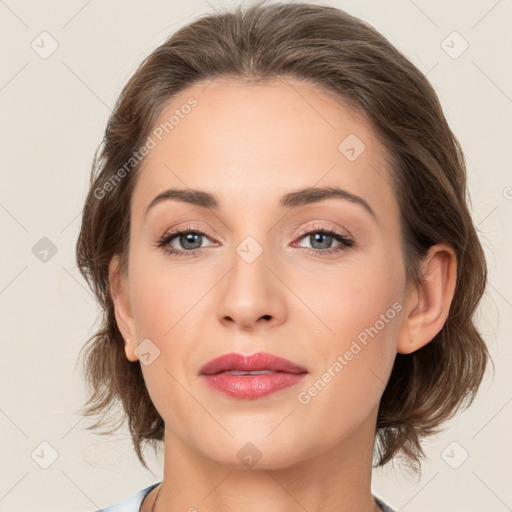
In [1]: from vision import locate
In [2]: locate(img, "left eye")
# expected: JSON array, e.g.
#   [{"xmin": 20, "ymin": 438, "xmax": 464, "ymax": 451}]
[{"xmin": 292, "ymin": 227, "xmax": 354, "ymax": 256}]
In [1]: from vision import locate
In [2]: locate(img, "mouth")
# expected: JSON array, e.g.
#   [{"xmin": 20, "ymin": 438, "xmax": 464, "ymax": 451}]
[
  {"xmin": 199, "ymin": 352, "xmax": 308, "ymax": 399},
  {"xmin": 217, "ymin": 369, "xmax": 286, "ymax": 375},
  {"xmin": 199, "ymin": 351, "xmax": 308, "ymax": 376}
]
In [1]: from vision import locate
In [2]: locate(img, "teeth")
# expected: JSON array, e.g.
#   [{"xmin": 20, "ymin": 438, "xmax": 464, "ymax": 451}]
[{"xmin": 223, "ymin": 370, "xmax": 276, "ymax": 375}]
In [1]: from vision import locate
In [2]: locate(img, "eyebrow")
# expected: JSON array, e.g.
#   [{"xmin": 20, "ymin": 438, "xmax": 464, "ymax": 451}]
[{"xmin": 144, "ymin": 185, "xmax": 377, "ymax": 221}]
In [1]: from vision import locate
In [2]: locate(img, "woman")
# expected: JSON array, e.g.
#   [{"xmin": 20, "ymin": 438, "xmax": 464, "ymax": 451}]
[{"xmin": 76, "ymin": 1, "xmax": 490, "ymax": 511}]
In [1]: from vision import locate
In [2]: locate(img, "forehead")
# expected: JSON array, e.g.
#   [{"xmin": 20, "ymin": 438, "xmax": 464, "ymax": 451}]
[{"xmin": 131, "ymin": 77, "xmax": 396, "ymax": 223}]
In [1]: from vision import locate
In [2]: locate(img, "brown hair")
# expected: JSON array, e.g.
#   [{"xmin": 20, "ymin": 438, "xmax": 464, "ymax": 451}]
[{"xmin": 75, "ymin": 0, "xmax": 492, "ymax": 472}]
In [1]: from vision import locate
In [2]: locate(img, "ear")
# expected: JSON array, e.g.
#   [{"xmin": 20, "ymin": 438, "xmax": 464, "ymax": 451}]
[
  {"xmin": 397, "ymin": 243, "xmax": 457, "ymax": 354},
  {"xmin": 109, "ymin": 254, "xmax": 138, "ymax": 362}
]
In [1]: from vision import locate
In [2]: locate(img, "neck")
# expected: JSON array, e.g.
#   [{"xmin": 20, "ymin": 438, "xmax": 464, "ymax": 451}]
[{"xmin": 149, "ymin": 406, "xmax": 382, "ymax": 512}]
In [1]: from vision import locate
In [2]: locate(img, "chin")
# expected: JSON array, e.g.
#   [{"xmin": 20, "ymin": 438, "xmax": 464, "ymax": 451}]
[{"xmin": 196, "ymin": 434, "xmax": 313, "ymax": 471}]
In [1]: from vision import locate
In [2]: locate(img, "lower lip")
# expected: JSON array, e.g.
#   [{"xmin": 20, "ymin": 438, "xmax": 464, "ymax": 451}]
[{"xmin": 201, "ymin": 372, "xmax": 308, "ymax": 399}]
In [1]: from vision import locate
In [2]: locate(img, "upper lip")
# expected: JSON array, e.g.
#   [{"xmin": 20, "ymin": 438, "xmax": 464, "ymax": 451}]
[{"xmin": 199, "ymin": 352, "xmax": 308, "ymax": 375}]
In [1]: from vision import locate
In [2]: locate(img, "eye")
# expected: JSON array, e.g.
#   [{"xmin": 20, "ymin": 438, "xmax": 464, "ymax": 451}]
[
  {"xmin": 293, "ymin": 224, "xmax": 354, "ymax": 256},
  {"xmin": 155, "ymin": 223, "xmax": 354, "ymax": 258},
  {"xmin": 155, "ymin": 224, "xmax": 217, "ymax": 258}
]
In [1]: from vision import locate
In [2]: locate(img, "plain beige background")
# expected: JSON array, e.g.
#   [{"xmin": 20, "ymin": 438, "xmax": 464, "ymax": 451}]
[{"xmin": 1, "ymin": 0, "xmax": 511, "ymax": 511}]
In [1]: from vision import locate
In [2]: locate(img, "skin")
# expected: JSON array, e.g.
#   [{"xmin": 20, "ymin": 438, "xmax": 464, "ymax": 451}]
[{"xmin": 109, "ymin": 77, "xmax": 457, "ymax": 512}]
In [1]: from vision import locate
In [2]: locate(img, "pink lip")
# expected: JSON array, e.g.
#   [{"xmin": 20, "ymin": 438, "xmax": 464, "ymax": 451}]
[
  {"xmin": 199, "ymin": 352, "xmax": 308, "ymax": 400},
  {"xmin": 199, "ymin": 352, "xmax": 307, "ymax": 375}
]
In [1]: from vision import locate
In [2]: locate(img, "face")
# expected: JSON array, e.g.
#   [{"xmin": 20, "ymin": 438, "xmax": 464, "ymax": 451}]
[{"xmin": 117, "ymin": 78, "xmax": 409, "ymax": 468}]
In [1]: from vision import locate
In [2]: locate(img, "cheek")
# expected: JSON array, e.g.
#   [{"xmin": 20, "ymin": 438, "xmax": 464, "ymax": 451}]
[
  {"xmin": 296, "ymin": 249, "xmax": 404, "ymax": 345},
  {"xmin": 129, "ymin": 275, "xmax": 170, "ymax": 338},
  {"xmin": 128, "ymin": 250, "xmax": 203, "ymax": 339},
  {"xmin": 296, "ymin": 276, "xmax": 402, "ymax": 444},
  {"xmin": 297, "ymin": 251, "xmax": 404, "ymax": 411},
  {"xmin": 127, "ymin": 258, "xmax": 197, "ymax": 425}
]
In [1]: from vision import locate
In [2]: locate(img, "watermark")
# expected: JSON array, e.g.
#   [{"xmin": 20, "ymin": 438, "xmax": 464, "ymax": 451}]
[
  {"xmin": 237, "ymin": 441, "xmax": 263, "ymax": 467},
  {"xmin": 134, "ymin": 338, "xmax": 161, "ymax": 366},
  {"xmin": 236, "ymin": 236, "xmax": 264, "ymax": 263},
  {"xmin": 441, "ymin": 31, "xmax": 469, "ymax": 60},
  {"xmin": 441, "ymin": 441, "xmax": 469, "ymax": 469},
  {"xmin": 338, "ymin": 133, "xmax": 366, "ymax": 161},
  {"xmin": 297, "ymin": 301, "xmax": 402, "ymax": 405},
  {"xmin": 32, "ymin": 236, "xmax": 58, "ymax": 263},
  {"xmin": 93, "ymin": 96, "xmax": 198, "ymax": 200},
  {"xmin": 31, "ymin": 31, "xmax": 59, "ymax": 59},
  {"xmin": 31, "ymin": 441, "xmax": 59, "ymax": 469}
]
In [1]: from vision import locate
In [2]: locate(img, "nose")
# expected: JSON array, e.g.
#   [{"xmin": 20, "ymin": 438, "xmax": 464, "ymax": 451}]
[{"xmin": 216, "ymin": 243, "xmax": 287, "ymax": 331}]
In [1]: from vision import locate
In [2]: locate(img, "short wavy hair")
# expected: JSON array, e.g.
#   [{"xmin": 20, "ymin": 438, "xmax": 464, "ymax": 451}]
[{"xmin": 75, "ymin": 0, "xmax": 492, "ymax": 472}]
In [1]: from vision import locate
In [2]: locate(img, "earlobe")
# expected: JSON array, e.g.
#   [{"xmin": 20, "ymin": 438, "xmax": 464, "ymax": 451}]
[
  {"xmin": 397, "ymin": 244, "xmax": 457, "ymax": 355},
  {"xmin": 124, "ymin": 338, "xmax": 138, "ymax": 362},
  {"xmin": 109, "ymin": 254, "xmax": 139, "ymax": 362}
]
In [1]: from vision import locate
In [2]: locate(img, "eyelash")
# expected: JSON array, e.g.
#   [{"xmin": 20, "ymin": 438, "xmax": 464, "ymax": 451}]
[{"xmin": 155, "ymin": 223, "xmax": 354, "ymax": 258}]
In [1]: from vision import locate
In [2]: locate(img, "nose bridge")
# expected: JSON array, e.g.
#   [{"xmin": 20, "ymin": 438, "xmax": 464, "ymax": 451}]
[
  {"xmin": 226, "ymin": 208, "xmax": 273, "ymax": 278},
  {"xmin": 229, "ymin": 230, "xmax": 272, "ymax": 302},
  {"xmin": 216, "ymin": 227, "xmax": 286, "ymax": 328}
]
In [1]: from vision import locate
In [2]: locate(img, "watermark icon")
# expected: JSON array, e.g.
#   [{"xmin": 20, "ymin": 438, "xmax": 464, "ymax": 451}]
[
  {"xmin": 297, "ymin": 301, "xmax": 402, "ymax": 405},
  {"xmin": 32, "ymin": 237, "xmax": 58, "ymax": 263},
  {"xmin": 134, "ymin": 338, "xmax": 161, "ymax": 366},
  {"xmin": 31, "ymin": 31, "xmax": 59, "ymax": 59},
  {"xmin": 338, "ymin": 133, "xmax": 366, "ymax": 161},
  {"xmin": 31, "ymin": 441, "xmax": 59, "ymax": 469},
  {"xmin": 237, "ymin": 441, "xmax": 263, "ymax": 467},
  {"xmin": 441, "ymin": 31, "xmax": 469, "ymax": 60},
  {"xmin": 93, "ymin": 97, "xmax": 198, "ymax": 200},
  {"xmin": 236, "ymin": 236, "xmax": 264, "ymax": 263},
  {"xmin": 503, "ymin": 186, "xmax": 512, "ymax": 200},
  {"xmin": 441, "ymin": 441, "xmax": 469, "ymax": 469}
]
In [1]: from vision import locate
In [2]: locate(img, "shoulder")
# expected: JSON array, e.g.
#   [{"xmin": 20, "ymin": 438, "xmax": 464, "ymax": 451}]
[
  {"xmin": 373, "ymin": 494, "xmax": 397, "ymax": 512},
  {"xmin": 88, "ymin": 482, "xmax": 161, "ymax": 512}
]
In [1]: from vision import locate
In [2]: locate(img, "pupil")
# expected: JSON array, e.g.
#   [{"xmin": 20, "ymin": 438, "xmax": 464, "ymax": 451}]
[
  {"xmin": 311, "ymin": 233, "xmax": 332, "ymax": 249},
  {"xmin": 181, "ymin": 233, "xmax": 201, "ymax": 250}
]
